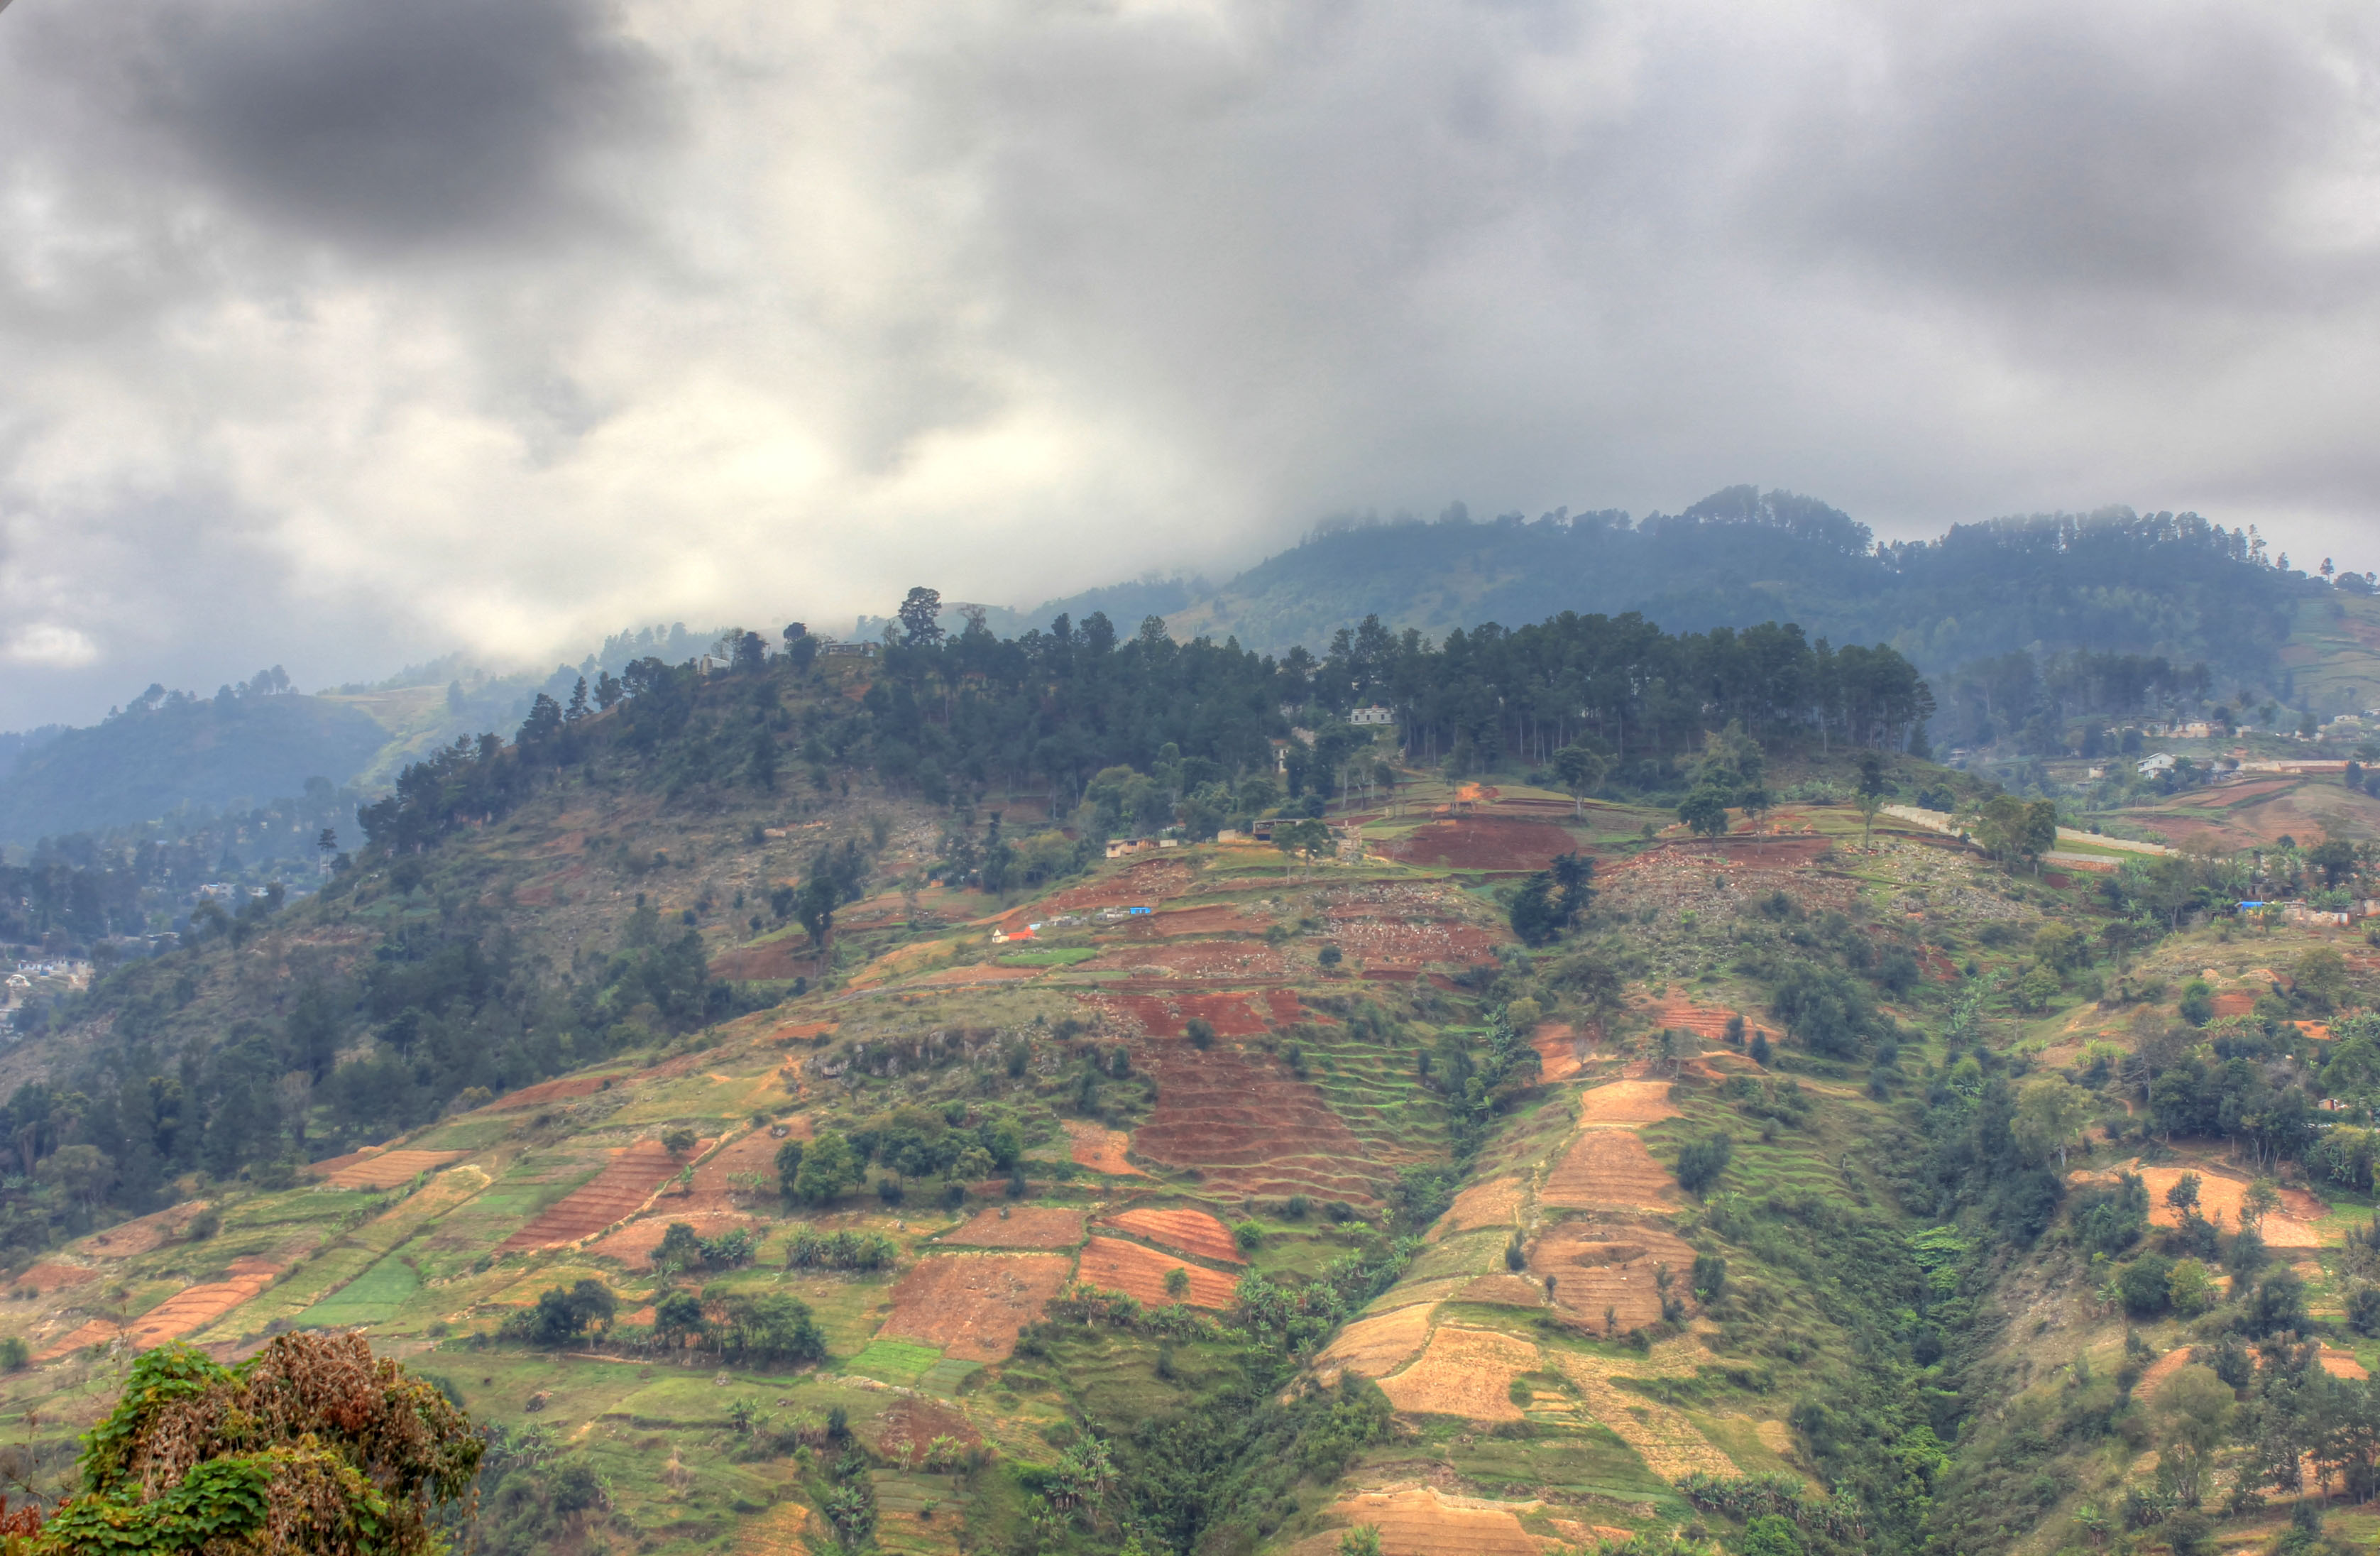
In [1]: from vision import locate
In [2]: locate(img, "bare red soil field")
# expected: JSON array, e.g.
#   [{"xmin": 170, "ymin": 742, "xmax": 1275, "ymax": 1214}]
[
  {"xmin": 1096, "ymin": 990, "xmax": 1279, "ymax": 1039},
  {"xmin": 1035, "ymin": 860, "xmax": 1195, "ymax": 911},
  {"xmin": 879, "ymin": 1253, "xmax": 1073, "ymax": 1360},
  {"xmin": 496, "ymin": 1139, "xmax": 708, "ymax": 1253},
  {"xmin": 1378, "ymin": 817, "xmax": 1581, "ymax": 872},
  {"xmin": 1063, "ymin": 1120, "xmax": 1144, "ymax": 1176},
  {"xmin": 586, "ymin": 1211, "xmax": 750, "ymax": 1266},
  {"xmin": 940, "ymin": 1207, "xmax": 1086, "ymax": 1249},
  {"xmin": 1075, "ymin": 1237, "xmax": 1239, "ymax": 1308},
  {"xmin": 1097, "ymin": 1207, "xmax": 1244, "ymax": 1263},
  {"xmin": 15, "ymin": 1261, "xmax": 94, "ymax": 1294},
  {"xmin": 1134, "ymin": 1043, "xmax": 1381, "ymax": 1200}
]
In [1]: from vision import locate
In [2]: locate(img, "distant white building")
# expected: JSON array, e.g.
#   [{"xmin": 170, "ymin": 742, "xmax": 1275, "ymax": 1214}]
[
  {"xmin": 1349, "ymin": 706, "xmax": 1395, "ymax": 727},
  {"xmin": 2138, "ymin": 752, "xmax": 2176, "ymax": 776}
]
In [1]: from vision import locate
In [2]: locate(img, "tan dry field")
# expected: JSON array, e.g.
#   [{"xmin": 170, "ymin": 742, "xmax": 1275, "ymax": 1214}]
[
  {"xmin": 483, "ymin": 1074, "xmax": 622, "ymax": 1110},
  {"xmin": 877, "ymin": 1253, "xmax": 1072, "ymax": 1362},
  {"xmin": 495, "ymin": 1139, "xmax": 708, "ymax": 1253},
  {"xmin": 2325, "ymin": 1349, "xmax": 2370, "ymax": 1380},
  {"xmin": 1303, "ymin": 1486, "xmax": 1545, "ymax": 1556},
  {"xmin": 1530, "ymin": 1024, "xmax": 1589, "ymax": 1081},
  {"xmin": 307, "ymin": 1149, "xmax": 468, "ymax": 1190},
  {"xmin": 675, "ymin": 1130, "xmax": 789, "ymax": 1212},
  {"xmin": 1075, "ymin": 1237, "xmax": 1239, "ymax": 1309},
  {"xmin": 1432, "ymin": 1177, "xmax": 1525, "ymax": 1239},
  {"xmin": 1532, "ymin": 1218, "xmax": 1701, "ymax": 1332},
  {"xmin": 36, "ymin": 1255, "xmax": 281, "ymax": 1361},
  {"xmin": 72, "ymin": 1200, "xmax": 212, "ymax": 1260},
  {"xmin": 1554, "ymin": 1347, "xmax": 1740, "ymax": 1480},
  {"xmin": 1315, "ymin": 1303, "xmax": 1437, "ymax": 1382},
  {"xmin": 1540, "ymin": 1131, "xmax": 1679, "ymax": 1212},
  {"xmin": 1063, "ymin": 1119, "xmax": 1144, "ymax": 1177},
  {"xmin": 1375, "ymin": 1324, "xmax": 1537, "ymax": 1420},
  {"xmin": 1575, "ymin": 1080, "xmax": 1680, "ymax": 1127},
  {"xmin": 938, "ymin": 1207, "xmax": 1086, "ymax": 1249},
  {"xmin": 1456, "ymin": 1273, "xmax": 1552, "ymax": 1309},
  {"xmin": 1097, "ymin": 1207, "xmax": 1241, "ymax": 1263},
  {"xmin": 2135, "ymin": 1346, "xmax": 2196, "ymax": 1401},
  {"xmin": 708, "ymin": 938, "xmax": 814, "ymax": 981},
  {"xmin": 2122, "ymin": 1165, "xmax": 2325, "ymax": 1249},
  {"xmin": 1644, "ymin": 997, "xmax": 1769, "ymax": 1043},
  {"xmin": 732, "ymin": 1499, "xmax": 816, "ymax": 1556}
]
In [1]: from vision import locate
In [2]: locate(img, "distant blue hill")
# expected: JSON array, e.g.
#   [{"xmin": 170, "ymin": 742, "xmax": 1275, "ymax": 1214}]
[{"xmin": 0, "ymin": 686, "xmax": 388, "ymax": 843}]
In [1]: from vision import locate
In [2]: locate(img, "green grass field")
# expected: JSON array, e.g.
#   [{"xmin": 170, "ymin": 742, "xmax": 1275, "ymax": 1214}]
[{"xmin": 296, "ymin": 1252, "xmax": 421, "ymax": 1326}]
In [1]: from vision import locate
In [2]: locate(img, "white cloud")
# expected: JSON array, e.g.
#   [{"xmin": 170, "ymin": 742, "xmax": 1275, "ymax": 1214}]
[
  {"xmin": 0, "ymin": 0, "xmax": 2378, "ymax": 724},
  {"xmin": 4, "ymin": 623, "xmax": 98, "ymax": 669}
]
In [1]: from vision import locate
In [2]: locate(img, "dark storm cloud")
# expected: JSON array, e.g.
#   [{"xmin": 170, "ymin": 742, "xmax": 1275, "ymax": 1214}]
[
  {"xmin": 1755, "ymin": 6, "xmax": 2363, "ymax": 305},
  {"xmin": 23, "ymin": 0, "xmax": 669, "ymax": 250}
]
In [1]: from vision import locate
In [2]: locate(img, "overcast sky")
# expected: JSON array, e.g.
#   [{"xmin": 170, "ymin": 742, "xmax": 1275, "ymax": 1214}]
[{"xmin": 2, "ymin": 0, "xmax": 2377, "ymax": 728}]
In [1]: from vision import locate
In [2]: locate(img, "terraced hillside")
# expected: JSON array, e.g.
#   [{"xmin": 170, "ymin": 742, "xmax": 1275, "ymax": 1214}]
[{"xmin": 9, "ymin": 632, "xmax": 2380, "ymax": 1555}]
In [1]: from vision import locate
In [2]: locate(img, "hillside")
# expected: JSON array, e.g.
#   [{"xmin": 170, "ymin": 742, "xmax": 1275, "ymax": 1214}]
[{"xmin": 1, "ymin": 616, "xmax": 2379, "ymax": 1555}]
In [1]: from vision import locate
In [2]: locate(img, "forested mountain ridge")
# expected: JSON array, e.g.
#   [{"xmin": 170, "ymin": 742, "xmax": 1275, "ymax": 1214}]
[
  {"xmin": 1091, "ymin": 491, "xmax": 2331, "ymax": 685},
  {"xmin": 1, "ymin": 598, "xmax": 2377, "ymax": 1552},
  {"xmin": 5, "ymin": 489, "xmax": 2367, "ymax": 846}
]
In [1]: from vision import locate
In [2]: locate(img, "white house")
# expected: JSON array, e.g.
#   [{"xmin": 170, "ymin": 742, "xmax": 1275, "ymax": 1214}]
[
  {"xmin": 1349, "ymin": 706, "xmax": 1395, "ymax": 727},
  {"xmin": 2138, "ymin": 752, "xmax": 2176, "ymax": 777}
]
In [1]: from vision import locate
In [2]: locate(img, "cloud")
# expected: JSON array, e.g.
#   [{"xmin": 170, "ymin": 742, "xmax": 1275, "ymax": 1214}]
[
  {"xmin": 15, "ymin": 0, "xmax": 671, "ymax": 253},
  {"xmin": 3, "ymin": 624, "xmax": 97, "ymax": 669},
  {"xmin": 0, "ymin": 0, "xmax": 2377, "ymax": 728}
]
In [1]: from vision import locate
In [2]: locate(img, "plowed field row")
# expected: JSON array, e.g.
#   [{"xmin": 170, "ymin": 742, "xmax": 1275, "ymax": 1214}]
[
  {"xmin": 35, "ymin": 1256, "xmax": 282, "ymax": 1360},
  {"xmin": 1135, "ymin": 1044, "xmax": 1381, "ymax": 1200},
  {"xmin": 1540, "ymin": 1130, "xmax": 1677, "ymax": 1211},
  {"xmin": 1097, "ymin": 1207, "xmax": 1241, "ymax": 1264},
  {"xmin": 495, "ymin": 1139, "xmax": 707, "ymax": 1253},
  {"xmin": 1075, "ymin": 1238, "xmax": 1239, "ymax": 1308}
]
